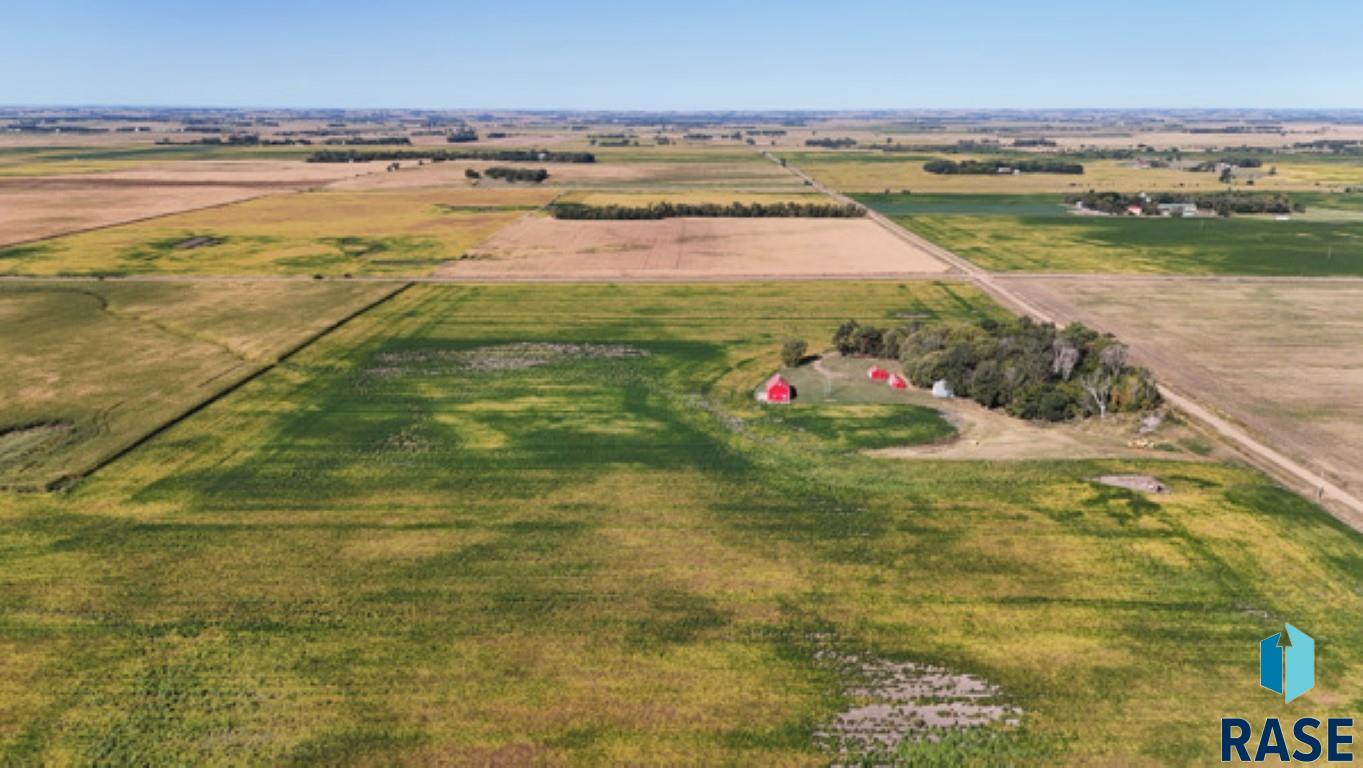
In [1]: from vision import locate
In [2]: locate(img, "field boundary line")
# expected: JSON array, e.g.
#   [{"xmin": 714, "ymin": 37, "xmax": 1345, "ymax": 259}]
[
  {"xmin": 766, "ymin": 151, "xmax": 1363, "ymax": 529},
  {"xmin": 41, "ymin": 281, "xmax": 414, "ymax": 492}
]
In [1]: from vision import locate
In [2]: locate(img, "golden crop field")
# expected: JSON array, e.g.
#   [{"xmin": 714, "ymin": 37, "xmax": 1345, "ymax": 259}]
[{"xmin": 0, "ymin": 189, "xmax": 553, "ymax": 276}]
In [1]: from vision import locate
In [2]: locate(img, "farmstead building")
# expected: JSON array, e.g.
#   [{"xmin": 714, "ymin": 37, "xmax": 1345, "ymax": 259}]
[{"xmin": 762, "ymin": 374, "xmax": 792, "ymax": 404}]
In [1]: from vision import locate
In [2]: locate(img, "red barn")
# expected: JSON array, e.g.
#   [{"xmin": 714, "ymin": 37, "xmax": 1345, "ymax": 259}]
[
  {"xmin": 887, "ymin": 373, "xmax": 909, "ymax": 390},
  {"xmin": 867, "ymin": 365, "xmax": 890, "ymax": 381},
  {"xmin": 762, "ymin": 374, "xmax": 792, "ymax": 404}
]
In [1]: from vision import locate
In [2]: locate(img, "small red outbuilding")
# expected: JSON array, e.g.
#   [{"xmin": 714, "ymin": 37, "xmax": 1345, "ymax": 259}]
[
  {"xmin": 762, "ymin": 374, "xmax": 792, "ymax": 404},
  {"xmin": 886, "ymin": 373, "xmax": 909, "ymax": 390},
  {"xmin": 867, "ymin": 366, "xmax": 890, "ymax": 381}
]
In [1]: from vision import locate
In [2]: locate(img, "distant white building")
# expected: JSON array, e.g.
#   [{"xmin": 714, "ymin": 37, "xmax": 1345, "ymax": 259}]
[
  {"xmin": 932, "ymin": 379, "xmax": 954, "ymax": 398},
  {"xmin": 1157, "ymin": 202, "xmax": 1199, "ymax": 217}
]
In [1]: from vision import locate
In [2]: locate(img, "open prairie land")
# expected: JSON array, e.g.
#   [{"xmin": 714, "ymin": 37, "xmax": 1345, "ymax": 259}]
[
  {"xmin": 0, "ymin": 280, "xmax": 398, "ymax": 489},
  {"xmin": 447, "ymin": 216, "xmax": 950, "ymax": 279},
  {"xmin": 784, "ymin": 151, "xmax": 1363, "ymax": 194},
  {"xmin": 0, "ymin": 189, "xmax": 553, "ymax": 276},
  {"xmin": 1006, "ymin": 277, "xmax": 1363, "ymax": 503},
  {"xmin": 1, "ymin": 282, "xmax": 1359, "ymax": 765},
  {"xmin": 856, "ymin": 193, "xmax": 1363, "ymax": 275}
]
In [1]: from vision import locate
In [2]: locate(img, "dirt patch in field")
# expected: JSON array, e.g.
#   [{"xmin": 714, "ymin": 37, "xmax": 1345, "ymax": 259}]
[
  {"xmin": 438, "ymin": 216, "xmax": 951, "ymax": 279},
  {"xmin": 366, "ymin": 343, "xmax": 649, "ymax": 377},
  {"xmin": 815, "ymin": 646, "xmax": 1021, "ymax": 761},
  {"xmin": 0, "ymin": 422, "xmax": 75, "ymax": 482},
  {"xmin": 1093, "ymin": 474, "xmax": 1169, "ymax": 493}
]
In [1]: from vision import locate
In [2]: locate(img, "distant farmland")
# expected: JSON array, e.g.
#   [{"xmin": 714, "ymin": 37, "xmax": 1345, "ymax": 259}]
[{"xmin": 856, "ymin": 192, "xmax": 1363, "ymax": 275}]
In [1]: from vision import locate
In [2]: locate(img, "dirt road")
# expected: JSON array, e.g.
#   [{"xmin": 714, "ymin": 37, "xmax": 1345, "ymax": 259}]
[{"xmin": 768, "ymin": 152, "xmax": 1363, "ymax": 529}]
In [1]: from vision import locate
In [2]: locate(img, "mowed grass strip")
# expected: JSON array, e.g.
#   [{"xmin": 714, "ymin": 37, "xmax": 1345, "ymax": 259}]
[
  {"xmin": 0, "ymin": 282, "xmax": 1360, "ymax": 764},
  {"xmin": 0, "ymin": 189, "xmax": 553, "ymax": 276}
]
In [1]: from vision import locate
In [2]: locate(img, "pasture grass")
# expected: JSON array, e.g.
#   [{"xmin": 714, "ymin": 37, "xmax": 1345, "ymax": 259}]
[{"xmin": 1, "ymin": 282, "xmax": 1360, "ymax": 764}]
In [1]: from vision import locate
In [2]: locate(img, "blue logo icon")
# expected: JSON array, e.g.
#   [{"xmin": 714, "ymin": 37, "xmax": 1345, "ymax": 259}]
[{"xmin": 1260, "ymin": 623, "xmax": 1314, "ymax": 703}]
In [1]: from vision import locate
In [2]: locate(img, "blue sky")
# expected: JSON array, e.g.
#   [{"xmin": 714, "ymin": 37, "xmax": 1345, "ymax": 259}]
[{"xmin": 4, "ymin": 0, "xmax": 1362, "ymax": 109}]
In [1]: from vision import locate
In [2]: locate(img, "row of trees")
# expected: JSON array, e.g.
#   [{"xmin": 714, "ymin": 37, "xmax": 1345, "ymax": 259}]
[
  {"xmin": 549, "ymin": 201, "xmax": 865, "ymax": 220},
  {"xmin": 1066, "ymin": 190, "xmax": 1302, "ymax": 216},
  {"xmin": 923, "ymin": 158, "xmax": 1084, "ymax": 175},
  {"xmin": 306, "ymin": 149, "xmax": 596, "ymax": 163},
  {"xmin": 805, "ymin": 137, "xmax": 858, "ymax": 148},
  {"xmin": 483, "ymin": 166, "xmax": 549, "ymax": 183},
  {"xmin": 322, "ymin": 137, "xmax": 411, "ymax": 146},
  {"xmin": 447, "ymin": 127, "xmax": 478, "ymax": 143},
  {"xmin": 830, "ymin": 316, "xmax": 1160, "ymax": 421}
]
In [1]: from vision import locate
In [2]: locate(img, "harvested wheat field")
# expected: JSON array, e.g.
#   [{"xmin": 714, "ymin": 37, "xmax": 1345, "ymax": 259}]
[
  {"xmin": 1007, "ymin": 276, "xmax": 1363, "ymax": 501},
  {"xmin": 444, "ymin": 216, "xmax": 951, "ymax": 279}
]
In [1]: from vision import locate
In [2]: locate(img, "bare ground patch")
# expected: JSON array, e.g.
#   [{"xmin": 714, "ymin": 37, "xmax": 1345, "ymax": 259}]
[
  {"xmin": 439, "ymin": 216, "xmax": 951, "ymax": 280},
  {"xmin": 814, "ymin": 645, "xmax": 1021, "ymax": 761}
]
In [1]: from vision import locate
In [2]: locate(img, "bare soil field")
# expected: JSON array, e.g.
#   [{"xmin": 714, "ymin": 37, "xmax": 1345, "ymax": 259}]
[
  {"xmin": 442, "ymin": 216, "xmax": 951, "ymax": 279},
  {"xmin": 1007, "ymin": 277, "xmax": 1363, "ymax": 499}
]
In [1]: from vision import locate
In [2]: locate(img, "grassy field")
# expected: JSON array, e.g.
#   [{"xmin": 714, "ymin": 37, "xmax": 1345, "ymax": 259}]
[
  {"xmin": 0, "ymin": 190, "xmax": 552, "ymax": 276},
  {"xmin": 1, "ymin": 282, "xmax": 1360, "ymax": 765},
  {"xmin": 856, "ymin": 193, "xmax": 1363, "ymax": 275},
  {"xmin": 786, "ymin": 151, "xmax": 1363, "ymax": 194},
  {"xmin": 0, "ymin": 280, "xmax": 398, "ymax": 489}
]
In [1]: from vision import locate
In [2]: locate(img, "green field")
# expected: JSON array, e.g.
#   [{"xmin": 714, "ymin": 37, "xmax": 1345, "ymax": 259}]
[
  {"xmin": 2, "ymin": 281, "xmax": 1360, "ymax": 765},
  {"xmin": 0, "ymin": 280, "xmax": 398, "ymax": 489},
  {"xmin": 856, "ymin": 193, "xmax": 1363, "ymax": 275}
]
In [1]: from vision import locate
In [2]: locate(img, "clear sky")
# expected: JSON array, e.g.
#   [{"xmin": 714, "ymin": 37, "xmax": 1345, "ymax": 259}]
[{"xmin": 4, "ymin": 0, "xmax": 1362, "ymax": 110}]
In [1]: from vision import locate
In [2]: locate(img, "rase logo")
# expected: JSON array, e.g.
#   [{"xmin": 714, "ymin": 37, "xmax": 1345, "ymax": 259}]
[
  {"xmin": 1261, "ymin": 623, "xmax": 1314, "ymax": 703},
  {"xmin": 1221, "ymin": 624, "xmax": 1353, "ymax": 763}
]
